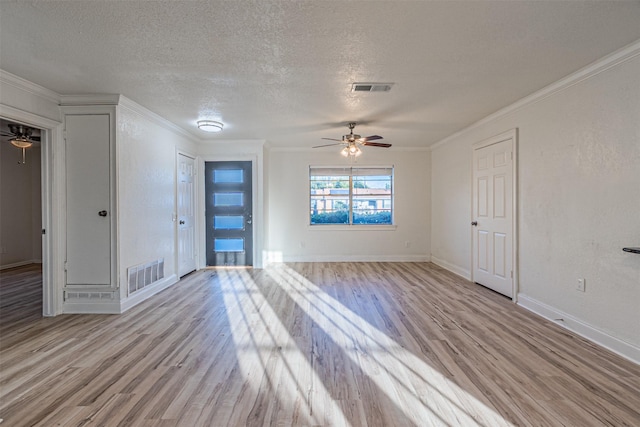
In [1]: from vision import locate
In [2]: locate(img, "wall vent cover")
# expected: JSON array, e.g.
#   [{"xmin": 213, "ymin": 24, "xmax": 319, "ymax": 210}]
[
  {"xmin": 351, "ymin": 82, "xmax": 394, "ymax": 92},
  {"xmin": 127, "ymin": 258, "xmax": 165, "ymax": 295}
]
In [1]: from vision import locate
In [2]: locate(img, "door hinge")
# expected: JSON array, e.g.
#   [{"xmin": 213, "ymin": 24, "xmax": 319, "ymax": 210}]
[
  {"xmin": 42, "ymin": 228, "xmax": 46, "ymax": 235},
  {"xmin": 511, "ymin": 270, "xmax": 513, "ymax": 278},
  {"xmin": 64, "ymin": 262, "xmax": 68, "ymax": 271}
]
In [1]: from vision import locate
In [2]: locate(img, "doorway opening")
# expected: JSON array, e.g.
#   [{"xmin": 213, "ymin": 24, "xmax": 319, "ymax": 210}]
[
  {"xmin": 204, "ymin": 161, "xmax": 253, "ymax": 266},
  {"xmin": 0, "ymin": 118, "xmax": 44, "ymax": 317}
]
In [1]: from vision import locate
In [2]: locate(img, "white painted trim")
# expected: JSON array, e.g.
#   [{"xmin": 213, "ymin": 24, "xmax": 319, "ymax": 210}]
[
  {"xmin": 282, "ymin": 255, "xmax": 430, "ymax": 263},
  {"xmin": 430, "ymin": 256, "xmax": 471, "ymax": 280},
  {"xmin": 518, "ymin": 294, "xmax": 640, "ymax": 365},
  {"xmin": 431, "ymin": 38, "xmax": 640, "ymax": 151},
  {"xmin": 120, "ymin": 274, "xmax": 179, "ymax": 313},
  {"xmin": 175, "ymin": 150, "xmax": 199, "ymax": 275},
  {"xmin": 0, "ymin": 70, "xmax": 60, "ymax": 104},
  {"xmin": 268, "ymin": 145, "xmax": 431, "ymax": 153},
  {"xmin": 59, "ymin": 94, "xmax": 121, "ymax": 106},
  {"xmin": 0, "ymin": 104, "xmax": 63, "ymax": 317},
  {"xmin": 470, "ymin": 129, "xmax": 518, "ymax": 301},
  {"xmin": 0, "ymin": 104, "xmax": 60, "ymax": 129},
  {"xmin": 0, "ymin": 260, "xmax": 42, "ymax": 271},
  {"xmin": 63, "ymin": 300, "xmax": 121, "ymax": 315},
  {"xmin": 307, "ymin": 225, "xmax": 398, "ymax": 231},
  {"xmin": 198, "ymin": 155, "xmax": 264, "ymax": 269},
  {"xmin": 118, "ymin": 96, "xmax": 198, "ymax": 142}
]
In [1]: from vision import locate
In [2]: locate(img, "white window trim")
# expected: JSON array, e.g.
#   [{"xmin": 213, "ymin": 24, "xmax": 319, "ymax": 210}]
[{"xmin": 309, "ymin": 165, "xmax": 394, "ymax": 227}]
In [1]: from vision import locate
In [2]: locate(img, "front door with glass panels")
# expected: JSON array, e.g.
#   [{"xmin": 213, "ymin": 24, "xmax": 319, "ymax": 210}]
[{"xmin": 205, "ymin": 161, "xmax": 253, "ymax": 266}]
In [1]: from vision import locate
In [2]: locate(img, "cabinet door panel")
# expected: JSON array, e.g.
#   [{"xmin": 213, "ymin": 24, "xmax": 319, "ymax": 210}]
[{"xmin": 66, "ymin": 114, "xmax": 112, "ymax": 286}]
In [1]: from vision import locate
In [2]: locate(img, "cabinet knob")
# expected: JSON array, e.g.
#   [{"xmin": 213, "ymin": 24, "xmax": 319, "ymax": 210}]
[
  {"xmin": 98, "ymin": 210, "xmax": 108, "ymax": 217},
  {"xmin": 179, "ymin": 220, "xmax": 185, "ymax": 225},
  {"xmin": 471, "ymin": 221, "xmax": 478, "ymax": 226}
]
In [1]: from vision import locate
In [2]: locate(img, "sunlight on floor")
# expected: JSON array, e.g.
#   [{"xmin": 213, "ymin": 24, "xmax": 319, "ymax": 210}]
[
  {"xmin": 219, "ymin": 265, "xmax": 513, "ymax": 426},
  {"xmin": 219, "ymin": 269, "xmax": 350, "ymax": 426}
]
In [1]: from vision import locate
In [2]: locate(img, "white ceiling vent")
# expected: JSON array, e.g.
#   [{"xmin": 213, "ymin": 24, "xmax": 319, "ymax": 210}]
[{"xmin": 351, "ymin": 82, "xmax": 394, "ymax": 92}]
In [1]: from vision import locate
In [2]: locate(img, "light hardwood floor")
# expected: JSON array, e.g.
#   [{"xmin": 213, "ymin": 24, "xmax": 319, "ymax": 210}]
[{"xmin": 1, "ymin": 262, "xmax": 639, "ymax": 426}]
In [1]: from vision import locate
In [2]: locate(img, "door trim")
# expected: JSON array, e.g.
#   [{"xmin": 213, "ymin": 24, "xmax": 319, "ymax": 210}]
[
  {"xmin": 471, "ymin": 128, "xmax": 519, "ymax": 301},
  {"xmin": 199, "ymin": 151, "xmax": 264, "ymax": 268},
  {"xmin": 0, "ymin": 104, "xmax": 63, "ymax": 316},
  {"xmin": 176, "ymin": 150, "xmax": 198, "ymax": 275}
]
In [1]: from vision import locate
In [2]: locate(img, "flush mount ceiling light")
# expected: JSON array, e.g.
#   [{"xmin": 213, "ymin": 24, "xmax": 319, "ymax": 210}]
[{"xmin": 197, "ymin": 120, "xmax": 223, "ymax": 132}]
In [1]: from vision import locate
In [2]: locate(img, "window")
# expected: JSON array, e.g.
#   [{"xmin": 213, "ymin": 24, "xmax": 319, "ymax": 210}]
[{"xmin": 310, "ymin": 166, "xmax": 393, "ymax": 225}]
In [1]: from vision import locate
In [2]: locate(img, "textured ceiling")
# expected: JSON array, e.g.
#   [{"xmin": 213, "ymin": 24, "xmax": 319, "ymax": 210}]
[{"xmin": 2, "ymin": 1, "xmax": 640, "ymax": 148}]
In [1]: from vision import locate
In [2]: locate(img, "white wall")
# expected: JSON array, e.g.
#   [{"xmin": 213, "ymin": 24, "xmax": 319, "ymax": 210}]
[
  {"xmin": 267, "ymin": 148, "xmax": 431, "ymax": 262},
  {"xmin": 0, "ymin": 143, "xmax": 41, "ymax": 268},
  {"xmin": 431, "ymin": 44, "xmax": 640, "ymax": 359},
  {"xmin": 116, "ymin": 99, "xmax": 198, "ymax": 301}
]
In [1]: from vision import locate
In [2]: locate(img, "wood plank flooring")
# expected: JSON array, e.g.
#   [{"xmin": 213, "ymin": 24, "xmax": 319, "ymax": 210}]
[{"xmin": 1, "ymin": 262, "xmax": 639, "ymax": 426}]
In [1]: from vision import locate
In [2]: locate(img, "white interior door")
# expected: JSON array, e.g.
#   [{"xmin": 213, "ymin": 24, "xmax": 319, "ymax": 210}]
[
  {"xmin": 472, "ymin": 132, "xmax": 515, "ymax": 298},
  {"xmin": 177, "ymin": 153, "xmax": 196, "ymax": 276},
  {"xmin": 65, "ymin": 114, "xmax": 111, "ymax": 286}
]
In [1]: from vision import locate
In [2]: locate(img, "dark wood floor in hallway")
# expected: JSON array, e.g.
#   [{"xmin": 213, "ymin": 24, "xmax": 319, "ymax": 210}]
[{"xmin": 1, "ymin": 262, "xmax": 639, "ymax": 426}]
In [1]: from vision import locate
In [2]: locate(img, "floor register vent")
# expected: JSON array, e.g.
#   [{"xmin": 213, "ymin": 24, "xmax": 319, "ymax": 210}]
[{"xmin": 127, "ymin": 258, "xmax": 164, "ymax": 295}]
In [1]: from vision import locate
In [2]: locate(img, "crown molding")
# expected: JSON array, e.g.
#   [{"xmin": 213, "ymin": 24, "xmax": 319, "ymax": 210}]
[
  {"xmin": 431, "ymin": 38, "xmax": 640, "ymax": 151},
  {"xmin": 0, "ymin": 70, "xmax": 61, "ymax": 105},
  {"xmin": 59, "ymin": 94, "xmax": 122, "ymax": 106},
  {"xmin": 267, "ymin": 145, "xmax": 430, "ymax": 153},
  {"xmin": 0, "ymin": 104, "xmax": 61, "ymax": 128},
  {"xmin": 117, "ymin": 96, "xmax": 197, "ymax": 142}
]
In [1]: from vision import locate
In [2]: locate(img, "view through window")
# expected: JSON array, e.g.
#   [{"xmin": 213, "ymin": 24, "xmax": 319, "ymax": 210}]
[{"xmin": 309, "ymin": 166, "xmax": 393, "ymax": 225}]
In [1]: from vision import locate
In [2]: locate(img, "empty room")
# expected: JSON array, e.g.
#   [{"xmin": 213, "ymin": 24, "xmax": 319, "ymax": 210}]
[{"xmin": 1, "ymin": 1, "xmax": 639, "ymax": 426}]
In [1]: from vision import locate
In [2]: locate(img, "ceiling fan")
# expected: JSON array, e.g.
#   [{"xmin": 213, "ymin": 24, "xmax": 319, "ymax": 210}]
[
  {"xmin": 1, "ymin": 124, "xmax": 40, "ymax": 164},
  {"xmin": 313, "ymin": 122, "xmax": 391, "ymax": 157}
]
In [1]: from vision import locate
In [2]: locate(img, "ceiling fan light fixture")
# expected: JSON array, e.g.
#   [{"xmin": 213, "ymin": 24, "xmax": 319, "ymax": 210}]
[
  {"xmin": 197, "ymin": 120, "xmax": 223, "ymax": 132},
  {"xmin": 341, "ymin": 143, "xmax": 362, "ymax": 157},
  {"xmin": 10, "ymin": 137, "xmax": 33, "ymax": 149}
]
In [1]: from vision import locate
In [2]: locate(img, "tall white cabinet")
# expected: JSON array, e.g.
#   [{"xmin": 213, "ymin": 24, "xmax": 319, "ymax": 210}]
[{"xmin": 61, "ymin": 101, "xmax": 119, "ymax": 311}]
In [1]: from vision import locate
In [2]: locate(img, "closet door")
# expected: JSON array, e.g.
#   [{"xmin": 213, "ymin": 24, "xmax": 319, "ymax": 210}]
[{"xmin": 65, "ymin": 114, "xmax": 113, "ymax": 286}]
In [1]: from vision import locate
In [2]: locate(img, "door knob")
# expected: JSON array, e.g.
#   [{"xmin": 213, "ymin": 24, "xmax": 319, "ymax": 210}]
[
  {"xmin": 179, "ymin": 220, "xmax": 185, "ymax": 225},
  {"xmin": 471, "ymin": 221, "xmax": 478, "ymax": 226},
  {"xmin": 99, "ymin": 210, "xmax": 108, "ymax": 217}
]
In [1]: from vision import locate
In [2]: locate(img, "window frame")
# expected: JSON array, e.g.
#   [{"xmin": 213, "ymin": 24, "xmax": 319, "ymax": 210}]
[{"xmin": 309, "ymin": 166, "xmax": 394, "ymax": 227}]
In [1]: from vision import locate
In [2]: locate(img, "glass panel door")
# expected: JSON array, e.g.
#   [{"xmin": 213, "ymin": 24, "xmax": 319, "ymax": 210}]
[{"xmin": 205, "ymin": 161, "xmax": 253, "ymax": 266}]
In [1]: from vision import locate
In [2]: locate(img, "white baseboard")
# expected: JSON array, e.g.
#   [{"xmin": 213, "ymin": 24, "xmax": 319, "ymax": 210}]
[
  {"xmin": 63, "ymin": 300, "xmax": 121, "ymax": 314},
  {"xmin": 518, "ymin": 294, "xmax": 639, "ymax": 365},
  {"xmin": 430, "ymin": 256, "xmax": 471, "ymax": 280},
  {"xmin": 0, "ymin": 259, "xmax": 42, "ymax": 270},
  {"xmin": 281, "ymin": 254, "xmax": 431, "ymax": 263},
  {"xmin": 120, "ymin": 274, "xmax": 178, "ymax": 313}
]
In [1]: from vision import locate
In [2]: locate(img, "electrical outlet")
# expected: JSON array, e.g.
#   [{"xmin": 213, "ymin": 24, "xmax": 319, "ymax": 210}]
[{"xmin": 577, "ymin": 278, "xmax": 586, "ymax": 292}]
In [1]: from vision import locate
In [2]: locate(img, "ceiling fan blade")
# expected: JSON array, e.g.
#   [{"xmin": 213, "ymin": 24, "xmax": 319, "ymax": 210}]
[
  {"xmin": 361, "ymin": 135, "xmax": 383, "ymax": 141},
  {"xmin": 0, "ymin": 132, "xmax": 15, "ymax": 137},
  {"xmin": 313, "ymin": 143, "xmax": 345, "ymax": 148},
  {"xmin": 320, "ymin": 137, "xmax": 343, "ymax": 142},
  {"xmin": 362, "ymin": 142, "xmax": 392, "ymax": 148},
  {"xmin": 30, "ymin": 136, "xmax": 41, "ymax": 142}
]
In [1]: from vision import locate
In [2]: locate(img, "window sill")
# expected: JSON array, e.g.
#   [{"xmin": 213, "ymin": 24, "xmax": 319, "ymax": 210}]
[{"xmin": 307, "ymin": 224, "xmax": 397, "ymax": 231}]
